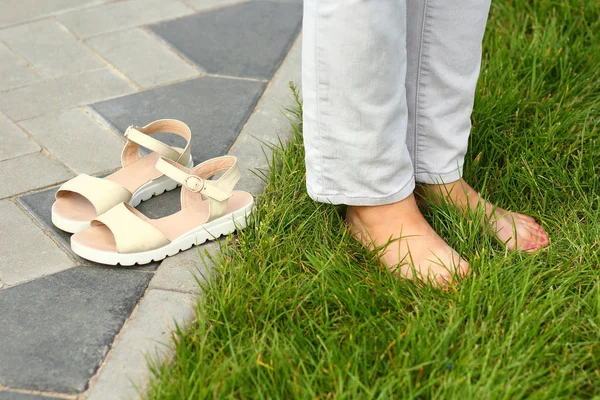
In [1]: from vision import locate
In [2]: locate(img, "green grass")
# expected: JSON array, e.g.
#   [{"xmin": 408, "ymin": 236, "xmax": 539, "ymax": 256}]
[{"xmin": 146, "ymin": 1, "xmax": 600, "ymax": 398}]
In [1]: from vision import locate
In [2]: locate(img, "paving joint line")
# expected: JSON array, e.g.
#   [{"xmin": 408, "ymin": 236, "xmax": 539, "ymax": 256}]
[
  {"xmin": 141, "ymin": 26, "xmax": 207, "ymax": 74},
  {"xmin": 205, "ymin": 73, "xmax": 269, "ymax": 83},
  {"xmin": 1, "ymin": 160, "xmax": 119, "ymax": 202},
  {"xmin": 81, "ymin": 284, "xmax": 155, "ymax": 397},
  {"xmin": 10, "ymin": 197, "xmax": 82, "ymax": 266},
  {"xmin": 0, "ymin": 118, "xmax": 78, "ymax": 180},
  {"xmin": 182, "ymin": 0, "xmax": 251, "ymax": 13},
  {"xmin": 0, "ymin": 384, "xmax": 75, "ymax": 400},
  {"xmin": 0, "ymin": 0, "xmax": 116, "ymax": 31},
  {"xmin": 0, "ymin": 66, "xmax": 109, "ymax": 95},
  {"xmin": 0, "ymin": 174, "xmax": 72, "ymax": 201},
  {"xmin": 80, "ymin": 105, "xmax": 127, "ymax": 144},
  {"xmin": 0, "ymin": 36, "xmax": 45, "ymax": 78},
  {"xmin": 101, "ymin": 68, "xmax": 205, "ymax": 92},
  {"xmin": 0, "ymin": 148, "xmax": 42, "ymax": 163},
  {"xmin": 175, "ymin": 0, "xmax": 196, "ymax": 13},
  {"xmin": 79, "ymin": 8, "xmax": 198, "ymax": 41},
  {"xmin": 229, "ymin": 33, "xmax": 302, "ymax": 152},
  {"xmin": 52, "ymin": 17, "xmax": 143, "ymax": 91},
  {"xmin": 83, "ymin": 106, "xmax": 125, "ymax": 139},
  {"xmin": 147, "ymin": 285, "xmax": 202, "ymax": 295}
]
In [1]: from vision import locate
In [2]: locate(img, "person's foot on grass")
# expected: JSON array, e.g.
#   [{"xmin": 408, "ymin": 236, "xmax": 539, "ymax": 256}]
[
  {"xmin": 416, "ymin": 178, "xmax": 549, "ymax": 251},
  {"xmin": 346, "ymin": 194, "xmax": 469, "ymax": 286}
]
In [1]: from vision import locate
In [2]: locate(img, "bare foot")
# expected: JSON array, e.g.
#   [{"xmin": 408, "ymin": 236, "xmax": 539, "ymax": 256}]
[
  {"xmin": 346, "ymin": 194, "xmax": 469, "ymax": 286},
  {"xmin": 416, "ymin": 179, "xmax": 549, "ymax": 251}
]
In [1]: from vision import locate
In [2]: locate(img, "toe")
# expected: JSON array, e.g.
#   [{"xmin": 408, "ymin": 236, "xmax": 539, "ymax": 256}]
[
  {"xmin": 435, "ymin": 256, "xmax": 469, "ymax": 287},
  {"xmin": 456, "ymin": 258, "xmax": 470, "ymax": 278},
  {"xmin": 522, "ymin": 229, "xmax": 549, "ymax": 251}
]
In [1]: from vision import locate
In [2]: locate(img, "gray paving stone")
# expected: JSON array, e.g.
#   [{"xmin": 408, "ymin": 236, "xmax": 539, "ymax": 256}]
[
  {"xmin": 0, "ymin": 267, "xmax": 153, "ymax": 393},
  {"xmin": 0, "ymin": 19, "xmax": 104, "ymax": 79},
  {"xmin": 16, "ymin": 187, "xmax": 159, "ymax": 271},
  {"xmin": 182, "ymin": 0, "xmax": 249, "ymax": 11},
  {"xmin": 0, "ymin": 153, "xmax": 73, "ymax": 198},
  {"xmin": 89, "ymin": 76, "xmax": 266, "ymax": 165},
  {"xmin": 0, "ymin": 200, "xmax": 72, "ymax": 286},
  {"xmin": 0, "ymin": 390, "xmax": 58, "ymax": 400},
  {"xmin": 57, "ymin": 0, "xmax": 193, "ymax": 39},
  {"xmin": 0, "ymin": 42, "xmax": 41, "ymax": 92},
  {"xmin": 0, "ymin": 0, "xmax": 109, "ymax": 29},
  {"xmin": 0, "ymin": 68, "xmax": 136, "ymax": 121},
  {"xmin": 20, "ymin": 108, "xmax": 123, "ymax": 175},
  {"xmin": 86, "ymin": 28, "xmax": 199, "ymax": 89},
  {"xmin": 149, "ymin": 242, "xmax": 219, "ymax": 294},
  {"xmin": 0, "ymin": 112, "xmax": 40, "ymax": 161},
  {"xmin": 86, "ymin": 289, "xmax": 195, "ymax": 400},
  {"xmin": 149, "ymin": 1, "xmax": 302, "ymax": 79},
  {"xmin": 229, "ymin": 34, "xmax": 301, "ymax": 196}
]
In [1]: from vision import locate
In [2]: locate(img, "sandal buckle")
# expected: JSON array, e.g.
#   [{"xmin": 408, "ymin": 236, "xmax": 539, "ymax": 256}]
[{"xmin": 184, "ymin": 175, "xmax": 204, "ymax": 193}]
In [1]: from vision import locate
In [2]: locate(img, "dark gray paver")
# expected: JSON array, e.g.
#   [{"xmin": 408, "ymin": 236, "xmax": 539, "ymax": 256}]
[
  {"xmin": 149, "ymin": 1, "xmax": 302, "ymax": 79},
  {"xmin": 0, "ymin": 267, "xmax": 152, "ymax": 394},
  {"xmin": 136, "ymin": 187, "xmax": 182, "ymax": 218},
  {"xmin": 89, "ymin": 76, "xmax": 266, "ymax": 165},
  {"xmin": 0, "ymin": 391, "xmax": 58, "ymax": 400},
  {"xmin": 17, "ymin": 187, "xmax": 161, "ymax": 271}
]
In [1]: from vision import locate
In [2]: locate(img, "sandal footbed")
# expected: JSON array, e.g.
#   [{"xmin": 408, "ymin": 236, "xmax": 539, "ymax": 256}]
[{"xmin": 71, "ymin": 191, "xmax": 253, "ymax": 253}]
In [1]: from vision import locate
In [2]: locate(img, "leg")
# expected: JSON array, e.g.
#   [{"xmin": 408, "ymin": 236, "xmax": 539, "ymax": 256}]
[
  {"xmin": 302, "ymin": 0, "xmax": 468, "ymax": 284},
  {"xmin": 405, "ymin": 0, "xmax": 549, "ymax": 251}
]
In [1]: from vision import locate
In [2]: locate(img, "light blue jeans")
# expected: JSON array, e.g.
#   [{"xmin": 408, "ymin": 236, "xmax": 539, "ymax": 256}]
[{"xmin": 302, "ymin": 0, "xmax": 491, "ymax": 205}]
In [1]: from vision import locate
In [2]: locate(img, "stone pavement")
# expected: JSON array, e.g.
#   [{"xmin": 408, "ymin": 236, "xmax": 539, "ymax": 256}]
[{"xmin": 0, "ymin": 0, "xmax": 302, "ymax": 398}]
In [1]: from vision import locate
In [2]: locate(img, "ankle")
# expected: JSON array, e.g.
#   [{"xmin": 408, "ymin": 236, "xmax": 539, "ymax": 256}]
[
  {"xmin": 347, "ymin": 194, "xmax": 419, "ymax": 220},
  {"xmin": 419, "ymin": 179, "xmax": 485, "ymax": 214}
]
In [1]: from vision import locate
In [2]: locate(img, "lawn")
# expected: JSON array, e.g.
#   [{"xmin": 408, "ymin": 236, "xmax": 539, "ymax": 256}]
[{"xmin": 147, "ymin": 1, "xmax": 600, "ymax": 398}]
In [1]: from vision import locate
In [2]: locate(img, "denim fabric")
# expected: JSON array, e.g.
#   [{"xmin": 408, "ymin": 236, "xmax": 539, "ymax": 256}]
[{"xmin": 302, "ymin": 0, "xmax": 491, "ymax": 205}]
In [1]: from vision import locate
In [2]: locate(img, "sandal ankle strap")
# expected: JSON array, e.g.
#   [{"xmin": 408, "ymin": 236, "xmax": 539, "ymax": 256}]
[
  {"xmin": 156, "ymin": 157, "xmax": 232, "ymax": 201},
  {"xmin": 156, "ymin": 156, "xmax": 240, "ymax": 221},
  {"xmin": 121, "ymin": 119, "xmax": 192, "ymax": 167}
]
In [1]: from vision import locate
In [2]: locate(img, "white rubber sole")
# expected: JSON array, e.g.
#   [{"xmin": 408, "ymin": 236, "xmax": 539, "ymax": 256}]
[
  {"xmin": 71, "ymin": 199, "xmax": 255, "ymax": 266},
  {"xmin": 52, "ymin": 158, "xmax": 194, "ymax": 234}
]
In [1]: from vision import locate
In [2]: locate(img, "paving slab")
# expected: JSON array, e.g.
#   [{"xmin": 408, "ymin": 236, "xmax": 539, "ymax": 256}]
[
  {"xmin": 0, "ymin": 0, "xmax": 109, "ymax": 29},
  {"xmin": 182, "ymin": 0, "xmax": 249, "ymax": 11},
  {"xmin": 20, "ymin": 108, "xmax": 123, "ymax": 175},
  {"xmin": 0, "ymin": 153, "xmax": 72, "ymax": 198},
  {"xmin": 0, "ymin": 391, "xmax": 59, "ymax": 400},
  {"xmin": 150, "ymin": 1, "xmax": 302, "ymax": 79},
  {"xmin": 89, "ymin": 76, "xmax": 266, "ymax": 165},
  {"xmin": 0, "ymin": 68, "xmax": 136, "ymax": 121},
  {"xmin": 0, "ymin": 42, "xmax": 41, "ymax": 92},
  {"xmin": 57, "ymin": 0, "xmax": 193, "ymax": 39},
  {"xmin": 149, "ymin": 241, "xmax": 219, "ymax": 294},
  {"xmin": 86, "ymin": 28, "xmax": 199, "ymax": 89},
  {"xmin": 229, "ymin": 35, "xmax": 302, "ymax": 196},
  {"xmin": 16, "ymin": 187, "xmax": 159, "ymax": 272},
  {"xmin": 0, "ymin": 20, "xmax": 104, "ymax": 79},
  {"xmin": 0, "ymin": 200, "xmax": 72, "ymax": 286},
  {"xmin": 0, "ymin": 112, "xmax": 40, "ymax": 162},
  {"xmin": 0, "ymin": 267, "xmax": 153, "ymax": 394},
  {"xmin": 86, "ymin": 289, "xmax": 195, "ymax": 400}
]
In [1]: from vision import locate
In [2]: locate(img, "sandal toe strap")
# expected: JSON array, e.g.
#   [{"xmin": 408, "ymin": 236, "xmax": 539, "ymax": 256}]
[
  {"xmin": 56, "ymin": 174, "xmax": 132, "ymax": 216},
  {"xmin": 92, "ymin": 203, "xmax": 170, "ymax": 254}
]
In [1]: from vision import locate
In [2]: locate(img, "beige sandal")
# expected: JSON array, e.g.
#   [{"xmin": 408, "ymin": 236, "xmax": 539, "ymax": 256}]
[
  {"xmin": 70, "ymin": 155, "xmax": 254, "ymax": 265},
  {"xmin": 52, "ymin": 119, "xmax": 193, "ymax": 233}
]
